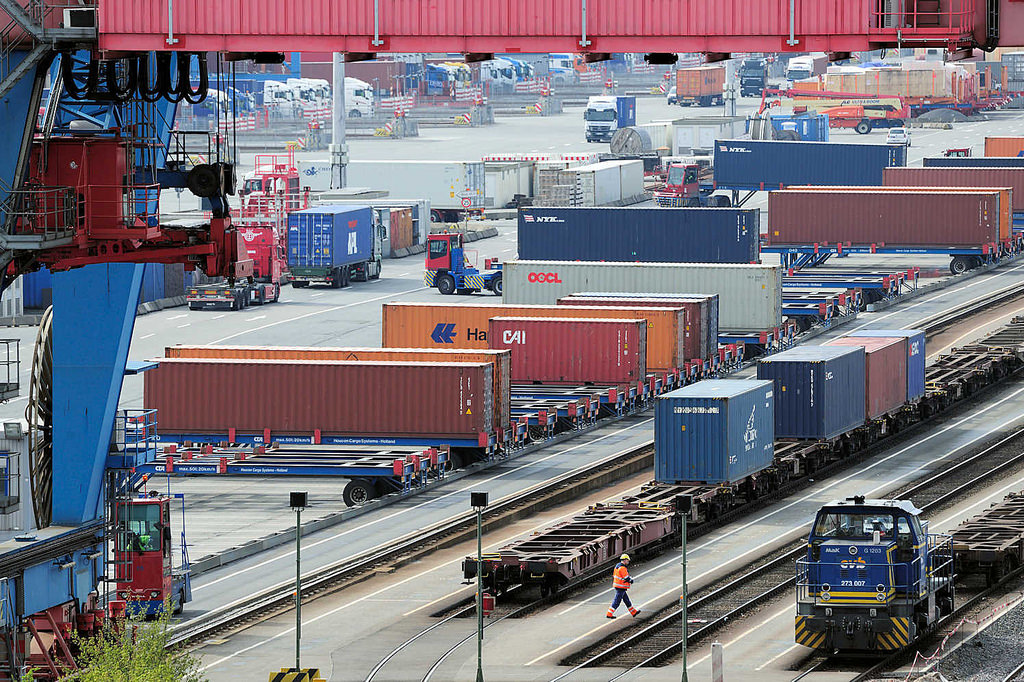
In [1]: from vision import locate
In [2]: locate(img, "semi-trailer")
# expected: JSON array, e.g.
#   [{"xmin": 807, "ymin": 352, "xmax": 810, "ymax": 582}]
[{"xmin": 287, "ymin": 205, "xmax": 383, "ymax": 288}]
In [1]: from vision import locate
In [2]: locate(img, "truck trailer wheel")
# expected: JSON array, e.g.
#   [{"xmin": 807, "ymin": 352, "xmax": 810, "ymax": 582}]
[
  {"xmin": 436, "ymin": 274, "xmax": 457, "ymax": 295},
  {"xmin": 173, "ymin": 589, "xmax": 185, "ymax": 615},
  {"xmin": 370, "ymin": 259, "xmax": 382, "ymax": 280},
  {"xmin": 855, "ymin": 120, "xmax": 872, "ymax": 135},
  {"xmin": 950, "ymin": 256, "xmax": 972, "ymax": 275},
  {"xmin": 490, "ymin": 274, "xmax": 503, "ymax": 296},
  {"xmin": 343, "ymin": 480, "xmax": 376, "ymax": 506}
]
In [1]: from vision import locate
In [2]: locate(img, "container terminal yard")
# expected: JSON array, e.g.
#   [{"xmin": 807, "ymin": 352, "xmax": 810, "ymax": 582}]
[{"xmin": 8, "ymin": 3, "xmax": 1024, "ymax": 682}]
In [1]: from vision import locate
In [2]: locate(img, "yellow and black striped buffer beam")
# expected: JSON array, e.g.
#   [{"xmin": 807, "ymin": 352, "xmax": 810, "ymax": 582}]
[
  {"xmin": 795, "ymin": 616, "xmax": 827, "ymax": 649},
  {"xmin": 875, "ymin": 618, "xmax": 911, "ymax": 650}
]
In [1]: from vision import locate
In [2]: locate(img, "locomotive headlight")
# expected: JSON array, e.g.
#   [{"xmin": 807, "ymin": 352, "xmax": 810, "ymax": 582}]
[
  {"xmin": 876, "ymin": 592, "xmax": 886, "ymax": 601},
  {"xmin": 876, "ymin": 584, "xmax": 885, "ymax": 592},
  {"xmin": 821, "ymin": 583, "xmax": 831, "ymax": 592},
  {"xmin": 821, "ymin": 592, "xmax": 831, "ymax": 601}
]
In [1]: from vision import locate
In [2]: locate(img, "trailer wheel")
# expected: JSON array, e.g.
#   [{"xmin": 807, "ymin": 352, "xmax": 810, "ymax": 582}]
[
  {"xmin": 855, "ymin": 120, "xmax": 872, "ymax": 135},
  {"xmin": 436, "ymin": 274, "xmax": 457, "ymax": 295},
  {"xmin": 370, "ymin": 259, "xmax": 382, "ymax": 280},
  {"xmin": 173, "ymin": 589, "xmax": 185, "ymax": 615},
  {"xmin": 343, "ymin": 480, "xmax": 377, "ymax": 507},
  {"xmin": 490, "ymin": 274, "xmax": 503, "ymax": 296},
  {"xmin": 273, "ymin": 284, "xmax": 281, "ymax": 302},
  {"xmin": 949, "ymin": 256, "xmax": 971, "ymax": 275}
]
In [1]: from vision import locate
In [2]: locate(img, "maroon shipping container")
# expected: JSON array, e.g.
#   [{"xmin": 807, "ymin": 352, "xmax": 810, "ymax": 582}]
[
  {"xmin": 767, "ymin": 190, "xmax": 1002, "ymax": 247},
  {"xmin": 145, "ymin": 358, "xmax": 494, "ymax": 439},
  {"xmin": 556, "ymin": 295, "xmax": 715, "ymax": 363},
  {"xmin": 884, "ymin": 166, "xmax": 1024, "ymax": 212},
  {"xmin": 488, "ymin": 317, "xmax": 647, "ymax": 385},
  {"xmin": 823, "ymin": 336, "xmax": 907, "ymax": 419}
]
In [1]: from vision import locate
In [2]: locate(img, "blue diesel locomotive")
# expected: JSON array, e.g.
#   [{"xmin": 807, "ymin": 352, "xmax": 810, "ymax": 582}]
[{"xmin": 796, "ymin": 497, "xmax": 955, "ymax": 652}]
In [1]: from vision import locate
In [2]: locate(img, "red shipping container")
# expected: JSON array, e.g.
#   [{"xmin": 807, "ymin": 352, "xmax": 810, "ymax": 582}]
[
  {"xmin": 767, "ymin": 189, "xmax": 1002, "ymax": 248},
  {"xmin": 145, "ymin": 358, "xmax": 494, "ymax": 440},
  {"xmin": 488, "ymin": 317, "xmax": 647, "ymax": 385},
  {"xmin": 884, "ymin": 166, "xmax": 1024, "ymax": 213},
  {"xmin": 823, "ymin": 336, "xmax": 907, "ymax": 419}
]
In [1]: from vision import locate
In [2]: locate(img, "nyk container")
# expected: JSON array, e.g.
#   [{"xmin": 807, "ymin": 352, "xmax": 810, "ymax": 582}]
[
  {"xmin": 756, "ymin": 346, "xmax": 865, "ymax": 440},
  {"xmin": 502, "ymin": 260, "xmax": 781, "ymax": 331},
  {"xmin": 712, "ymin": 140, "xmax": 906, "ymax": 190},
  {"xmin": 655, "ymin": 379, "xmax": 774, "ymax": 485},
  {"xmin": 557, "ymin": 293, "xmax": 718, "ymax": 363},
  {"xmin": 517, "ymin": 207, "xmax": 759, "ymax": 264},
  {"xmin": 846, "ymin": 329, "xmax": 925, "ymax": 402},
  {"xmin": 488, "ymin": 317, "xmax": 647, "ymax": 384},
  {"xmin": 884, "ymin": 166, "xmax": 1024, "ymax": 215},
  {"xmin": 766, "ymin": 189, "xmax": 1003, "ymax": 247},
  {"xmin": 164, "ymin": 345, "xmax": 511, "ymax": 432},
  {"xmin": 985, "ymin": 137, "xmax": 1024, "ymax": 158},
  {"xmin": 923, "ymin": 156, "xmax": 1024, "ymax": 168},
  {"xmin": 382, "ymin": 301, "xmax": 688, "ymax": 371},
  {"xmin": 823, "ymin": 336, "xmax": 907, "ymax": 419},
  {"xmin": 145, "ymin": 358, "xmax": 495, "ymax": 440}
]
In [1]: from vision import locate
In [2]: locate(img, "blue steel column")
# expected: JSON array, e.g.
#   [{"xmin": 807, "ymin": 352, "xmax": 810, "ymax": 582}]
[
  {"xmin": 50, "ymin": 264, "xmax": 143, "ymax": 525},
  {"xmin": 0, "ymin": 50, "xmax": 45, "ymax": 224}
]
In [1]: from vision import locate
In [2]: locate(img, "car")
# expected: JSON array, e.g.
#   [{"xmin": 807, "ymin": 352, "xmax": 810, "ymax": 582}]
[
  {"xmin": 886, "ymin": 127, "xmax": 911, "ymax": 146},
  {"xmin": 666, "ymin": 86, "xmax": 677, "ymax": 105}
]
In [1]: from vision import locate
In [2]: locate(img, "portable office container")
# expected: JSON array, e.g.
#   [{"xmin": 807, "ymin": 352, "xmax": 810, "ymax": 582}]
[
  {"xmin": 846, "ymin": 329, "xmax": 925, "ymax": 401},
  {"xmin": 655, "ymin": 379, "xmax": 774, "ymax": 485},
  {"xmin": 517, "ymin": 207, "xmax": 759, "ymax": 264},
  {"xmin": 824, "ymin": 336, "xmax": 907, "ymax": 419},
  {"xmin": 502, "ymin": 260, "xmax": 780, "ymax": 331},
  {"xmin": 756, "ymin": 346, "xmax": 866, "ymax": 440},
  {"xmin": 488, "ymin": 317, "xmax": 647, "ymax": 384}
]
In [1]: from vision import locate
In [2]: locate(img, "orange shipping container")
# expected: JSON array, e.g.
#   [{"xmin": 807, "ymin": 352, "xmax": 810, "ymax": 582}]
[
  {"xmin": 164, "ymin": 344, "xmax": 511, "ymax": 431},
  {"xmin": 382, "ymin": 302, "xmax": 689, "ymax": 371},
  {"xmin": 985, "ymin": 137, "xmax": 1024, "ymax": 158},
  {"xmin": 389, "ymin": 208, "xmax": 414, "ymax": 253},
  {"xmin": 676, "ymin": 65, "xmax": 725, "ymax": 102}
]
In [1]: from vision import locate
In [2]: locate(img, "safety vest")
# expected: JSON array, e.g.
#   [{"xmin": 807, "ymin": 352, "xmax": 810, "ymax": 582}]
[{"xmin": 612, "ymin": 563, "xmax": 631, "ymax": 590}]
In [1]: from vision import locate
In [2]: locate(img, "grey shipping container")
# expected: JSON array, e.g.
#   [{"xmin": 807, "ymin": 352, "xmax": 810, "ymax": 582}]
[
  {"xmin": 517, "ymin": 207, "xmax": 760, "ymax": 263},
  {"xmin": 655, "ymin": 379, "xmax": 774, "ymax": 485},
  {"xmin": 756, "ymin": 345, "xmax": 866, "ymax": 440},
  {"xmin": 502, "ymin": 260, "xmax": 781, "ymax": 331}
]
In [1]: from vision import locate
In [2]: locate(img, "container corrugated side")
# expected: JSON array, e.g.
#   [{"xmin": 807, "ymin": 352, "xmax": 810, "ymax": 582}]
[
  {"xmin": 884, "ymin": 166, "xmax": 1024, "ymax": 213},
  {"xmin": 145, "ymin": 358, "xmax": 494, "ymax": 439},
  {"xmin": 766, "ymin": 190, "xmax": 1002, "ymax": 247},
  {"xmin": 713, "ymin": 140, "xmax": 905, "ymax": 190},
  {"xmin": 655, "ymin": 379, "xmax": 774, "ymax": 485},
  {"xmin": 985, "ymin": 137, "xmax": 1024, "ymax": 157},
  {"xmin": 502, "ymin": 260, "xmax": 780, "ymax": 331},
  {"xmin": 382, "ymin": 302, "xmax": 685, "ymax": 371},
  {"xmin": 756, "ymin": 346, "xmax": 865, "ymax": 439},
  {"xmin": 823, "ymin": 337, "xmax": 907, "ymax": 419},
  {"xmin": 488, "ymin": 317, "xmax": 646, "ymax": 384},
  {"xmin": 846, "ymin": 329, "xmax": 925, "ymax": 402},
  {"xmin": 163, "ymin": 345, "xmax": 511, "ymax": 432},
  {"xmin": 923, "ymin": 156, "xmax": 1024, "ymax": 168},
  {"xmin": 518, "ymin": 207, "xmax": 759, "ymax": 264},
  {"xmin": 287, "ymin": 205, "xmax": 373, "ymax": 268}
]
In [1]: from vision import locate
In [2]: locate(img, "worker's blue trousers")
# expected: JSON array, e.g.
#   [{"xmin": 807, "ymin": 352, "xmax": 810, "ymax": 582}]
[{"xmin": 610, "ymin": 588, "xmax": 632, "ymax": 610}]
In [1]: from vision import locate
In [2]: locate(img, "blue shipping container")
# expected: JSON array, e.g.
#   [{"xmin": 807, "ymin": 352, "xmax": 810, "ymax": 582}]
[
  {"xmin": 764, "ymin": 113, "xmax": 830, "ymax": 142},
  {"xmin": 847, "ymin": 329, "xmax": 925, "ymax": 402},
  {"xmin": 22, "ymin": 269, "xmax": 52, "ymax": 309},
  {"xmin": 517, "ymin": 207, "xmax": 759, "ymax": 264},
  {"xmin": 287, "ymin": 205, "xmax": 374, "ymax": 269},
  {"xmin": 756, "ymin": 346, "xmax": 866, "ymax": 440},
  {"xmin": 923, "ymin": 156, "xmax": 1024, "ymax": 168},
  {"xmin": 713, "ymin": 140, "xmax": 906, "ymax": 190},
  {"xmin": 140, "ymin": 264, "xmax": 164, "ymax": 303},
  {"xmin": 655, "ymin": 379, "xmax": 774, "ymax": 485}
]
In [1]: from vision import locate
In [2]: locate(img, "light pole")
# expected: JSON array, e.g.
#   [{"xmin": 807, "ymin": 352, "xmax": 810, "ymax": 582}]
[
  {"xmin": 290, "ymin": 491, "xmax": 308, "ymax": 671},
  {"xmin": 677, "ymin": 495, "xmax": 693, "ymax": 682},
  {"xmin": 471, "ymin": 491, "xmax": 489, "ymax": 682}
]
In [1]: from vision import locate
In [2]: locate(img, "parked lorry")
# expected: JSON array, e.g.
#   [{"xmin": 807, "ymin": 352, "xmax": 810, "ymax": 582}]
[
  {"xmin": 676, "ymin": 65, "xmax": 725, "ymax": 106},
  {"xmin": 304, "ymin": 159, "xmax": 485, "ymax": 223},
  {"xmin": 425, "ymin": 232, "xmax": 502, "ymax": 295},
  {"xmin": 739, "ymin": 57, "xmax": 768, "ymax": 97},
  {"xmin": 785, "ymin": 54, "xmax": 828, "ymax": 83},
  {"xmin": 287, "ymin": 205, "xmax": 383, "ymax": 288},
  {"xmin": 584, "ymin": 96, "xmax": 636, "ymax": 143},
  {"xmin": 186, "ymin": 226, "xmax": 284, "ymax": 310}
]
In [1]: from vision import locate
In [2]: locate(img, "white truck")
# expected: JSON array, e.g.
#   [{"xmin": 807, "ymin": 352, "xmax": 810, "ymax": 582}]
[
  {"xmin": 584, "ymin": 96, "xmax": 637, "ymax": 143},
  {"xmin": 261, "ymin": 77, "xmax": 374, "ymax": 118},
  {"xmin": 299, "ymin": 160, "xmax": 485, "ymax": 223}
]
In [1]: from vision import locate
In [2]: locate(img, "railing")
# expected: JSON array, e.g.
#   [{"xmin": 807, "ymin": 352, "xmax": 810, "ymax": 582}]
[
  {"xmin": 83, "ymin": 183, "xmax": 160, "ymax": 238},
  {"xmin": 109, "ymin": 409, "xmax": 158, "ymax": 469},
  {"xmin": 2, "ymin": 185, "xmax": 77, "ymax": 240},
  {"xmin": 0, "ymin": 340, "xmax": 18, "ymax": 401},
  {"xmin": 870, "ymin": 0, "xmax": 975, "ymax": 34}
]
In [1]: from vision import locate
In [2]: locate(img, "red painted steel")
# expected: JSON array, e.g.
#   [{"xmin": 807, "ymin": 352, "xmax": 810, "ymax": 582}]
[
  {"xmin": 145, "ymin": 358, "xmax": 494, "ymax": 439},
  {"xmin": 94, "ymin": 0, "xmax": 978, "ymax": 53},
  {"xmin": 823, "ymin": 336, "xmax": 907, "ymax": 419},
  {"xmin": 884, "ymin": 167, "xmax": 1024, "ymax": 212},
  {"xmin": 488, "ymin": 317, "xmax": 647, "ymax": 384},
  {"xmin": 767, "ymin": 189, "xmax": 1002, "ymax": 247}
]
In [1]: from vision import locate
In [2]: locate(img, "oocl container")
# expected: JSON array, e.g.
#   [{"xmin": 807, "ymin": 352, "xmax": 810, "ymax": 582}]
[
  {"xmin": 823, "ymin": 336, "xmax": 907, "ymax": 419},
  {"xmin": 488, "ymin": 317, "xmax": 647, "ymax": 384},
  {"xmin": 145, "ymin": 358, "xmax": 495, "ymax": 441},
  {"xmin": 163, "ymin": 345, "xmax": 512, "ymax": 432},
  {"xmin": 556, "ymin": 293, "xmax": 719, "ymax": 363},
  {"xmin": 756, "ymin": 345, "xmax": 866, "ymax": 440},
  {"xmin": 502, "ymin": 260, "xmax": 780, "ymax": 331},
  {"xmin": 846, "ymin": 329, "xmax": 925, "ymax": 402},
  {"xmin": 382, "ymin": 302, "xmax": 688, "ymax": 371},
  {"xmin": 517, "ymin": 207, "xmax": 759, "ymax": 264},
  {"xmin": 655, "ymin": 379, "xmax": 774, "ymax": 485}
]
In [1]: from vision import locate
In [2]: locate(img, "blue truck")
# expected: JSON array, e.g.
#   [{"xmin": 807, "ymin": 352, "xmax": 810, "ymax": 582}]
[
  {"xmin": 287, "ymin": 205, "xmax": 384, "ymax": 288},
  {"xmin": 584, "ymin": 96, "xmax": 636, "ymax": 143}
]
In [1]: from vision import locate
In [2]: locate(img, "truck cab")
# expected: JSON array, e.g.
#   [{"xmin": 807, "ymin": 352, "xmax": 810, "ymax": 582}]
[
  {"xmin": 425, "ymin": 232, "xmax": 502, "ymax": 295},
  {"xmin": 584, "ymin": 96, "xmax": 636, "ymax": 143},
  {"xmin": 113, "ymin": 494, "xmax": 191, "ymax": 617},
  {"xmin": 654, "ymin": 161, "xmax": 729, "ymax": 208}
]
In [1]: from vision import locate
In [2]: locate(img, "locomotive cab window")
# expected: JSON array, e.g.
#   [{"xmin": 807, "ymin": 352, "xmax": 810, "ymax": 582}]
[{"xmin": 813, "ymin": 512, "xmax": 896, "ymax": 540}]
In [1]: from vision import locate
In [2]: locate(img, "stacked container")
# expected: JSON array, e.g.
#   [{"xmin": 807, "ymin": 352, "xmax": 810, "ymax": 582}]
[
  {"xmin": 488, "ymin": 317, "xmax": 647, "ymax": 384},
  {"xmin": 923, "ymin": 156, "xmax": 1024, "ymax": 168},
  {"xmin": 985, "ymin": 137, "xmax": 1024, "ymax": 158},
  {"xmin": 846, "ymin": 329, "xmax": 925, "ymax": 402},
  {"xmin": 756, "ymin": 346, "xmax": 866, "ymax": 440},
  {"xmin": 655, "ymin": 380, "xmax": 774, "ymax": 485},
  {"xmin": 883, "ymin": 166, "xmax": 1024, "ymax": 215},
  {"xmin": 712, "ymin": 140, "xmax": 906, "ymax": 189},
  {"xmin": 823, "ymin": 336, "xmax": 908, "ymax": 419}
]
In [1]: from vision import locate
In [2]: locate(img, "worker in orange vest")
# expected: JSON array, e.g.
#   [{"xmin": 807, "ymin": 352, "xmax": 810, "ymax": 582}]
[{"xmin": 606, "ymin": 553, "xmax": 640, "ymax": 619}]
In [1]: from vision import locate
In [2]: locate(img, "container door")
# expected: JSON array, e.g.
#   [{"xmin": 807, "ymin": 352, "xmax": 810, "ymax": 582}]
[{"xmin": 314, "ymin": 213, "xmax": 330, "ymax": 267}]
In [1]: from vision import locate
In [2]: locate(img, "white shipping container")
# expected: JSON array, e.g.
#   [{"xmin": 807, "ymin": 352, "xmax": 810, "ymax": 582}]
[
  {"xmin": 673, "ymin": 119, "xmax": 744, "ymax": 155},
  {"xmin": 297, "ymin": 159, "xmax": 333, "ymax": 192},
  {"xmin": 575, "ymin": 161, "xmax": 621, "ymax": 206},
  {"xmin": 484, "ymin": 162, "xmax": 532, "ymax": 208},
  {"xmin": 334, "ymin": 160, "xmax": 486, "ymax": 211},
  {"xmin": 503, "ymin": 260, "xmax": 782, "ymax": 330},
  {"xmin": 618, "ymin": 159, "xmax": 644, "ymax": 199},
  {"xmin": 310, "ymin": 197, "xmax": 431, "ymax": 249},
  {"xmin": 635, "ymin": 122, "xmax": 673, "ymax": 150}
]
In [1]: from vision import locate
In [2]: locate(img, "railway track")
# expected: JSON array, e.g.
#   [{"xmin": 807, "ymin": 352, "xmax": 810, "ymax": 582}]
[{"xmin": 552, "ymin": 426, "xmax": 1024, "ymax": 678}]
